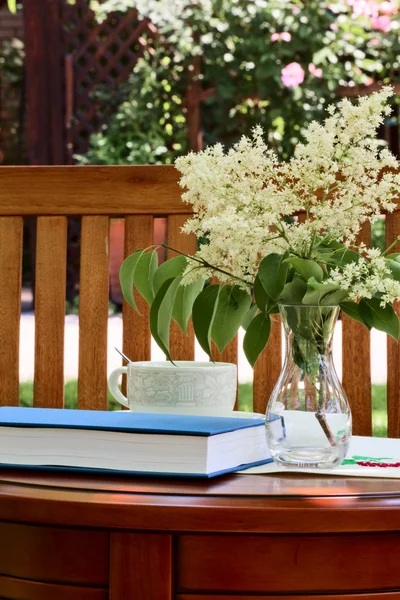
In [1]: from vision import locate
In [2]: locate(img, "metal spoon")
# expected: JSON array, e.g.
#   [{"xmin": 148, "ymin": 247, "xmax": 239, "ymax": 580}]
[{"xmin": 114, "ymin": 346, "xmax": 133, "ymax": 364}]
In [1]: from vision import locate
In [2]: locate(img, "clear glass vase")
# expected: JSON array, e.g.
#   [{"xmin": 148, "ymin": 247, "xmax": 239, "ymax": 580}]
[{"xmin": 265, "ymin": 304, "xmax": 352, "ymax": 469}]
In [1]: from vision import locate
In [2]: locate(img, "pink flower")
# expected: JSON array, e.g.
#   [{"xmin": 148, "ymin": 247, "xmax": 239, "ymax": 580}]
[
  {"xmin": 271, "ymin": 32, "xmax": 291, "ymax": 42},
  {"xmin": 370, "ymin": 14, "xmax": 392, "ymax": 30},
  {"xmin": 369, "ymin": 37, "xmax": 380, "ymax": 45},
  {"xmin": 346, "ymin": 0, "xmax": 379, "ymax": 16},
  {"xmin": 281, "ymin": 62, "xmax": 305, "ymax": 88},
  {"xmin": 365, "ymin": 77, "xmax": 374, "ymax": 86},
  {"xmin": 379, "ymin": 1, "xmax": 397, "ymax": 15},
  {"xmin": 308, "ymin": 63, "xmax": 323, "ymax": 78}
]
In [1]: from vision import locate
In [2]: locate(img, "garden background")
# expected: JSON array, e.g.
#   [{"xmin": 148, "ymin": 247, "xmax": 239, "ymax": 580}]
[{"xmin": 0, "ymin": 0, "xmax": 399, "ymax": 434}]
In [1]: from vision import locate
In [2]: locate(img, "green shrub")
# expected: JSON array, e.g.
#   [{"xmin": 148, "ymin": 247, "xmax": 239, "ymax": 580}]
[
  {"xmin": 76, "ymin": 46, "xmax": 188, "ymax": 166},
  {"xmin": 81, "ymin": 0, "xmax": 399, "ymax": 165}
]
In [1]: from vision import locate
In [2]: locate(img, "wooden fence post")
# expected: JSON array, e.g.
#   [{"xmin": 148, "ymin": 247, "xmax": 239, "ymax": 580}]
[
  {"xmin": 186, "ymin": 56, "xmax": 203, "ymax": 152},
  {"xmin": 23, "ymin": 0, "xmax": 64, "ymax": 165}
]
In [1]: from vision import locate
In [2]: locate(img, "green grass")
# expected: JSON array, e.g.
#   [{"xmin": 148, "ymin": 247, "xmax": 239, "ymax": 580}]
[
  {"xmin": 19, "ymin": 380, "xmax": 120, "ymax": 411},
  {"xmin": 238, "ymin": 383, "xmax": 253, "ymax": 412},
  {"xmin": 372, "ymin": 384, "xmax": 387, "ymax": 437},
  {"xmin": 19, "ymin": 381, "xmax": 387, "ymax": 436}
]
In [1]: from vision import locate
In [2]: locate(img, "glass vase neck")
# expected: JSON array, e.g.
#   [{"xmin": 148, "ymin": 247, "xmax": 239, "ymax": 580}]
[{"xmin": 279, "ymin": 304, "xmax": 340, "ymax": 358}]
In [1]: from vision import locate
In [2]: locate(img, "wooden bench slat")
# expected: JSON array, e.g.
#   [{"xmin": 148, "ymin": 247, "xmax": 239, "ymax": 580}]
[
  {"xmin": 208, "ymin": 275, "xmax": 240, "ymax": 409},
  {"xmin": 123, "ymin": 215, "xmax": 153, "ymax": 364},
  {"xmin": 34, "ymin": 217, "xmax": 67, "ymax": 407},
  {"xmin": 253, "ymin": 316, "xmax": 282, "ymax": 415},
  {"xmin": 78, "ymin": 216, "xmax": 110, "ymax": 410},
  {"xmin": 212, "ymin": 337, "xmax": 239, "ymax": 410},
  {"xmin": 0, "ymin": 166, "xmax": 183, "ymax": 216},
  {"xmin": 0, "ymin": 217, "xmax": 23, "ymax": 406},
  {"xmin": 386, "ymin": 212, "xmax": 400, "ymax": 438},
  {"xmin": 167, "ymin": 214, "xmax": 196, "ymax": 361},
  {"xmin": 342, "ymin": 222, "xmax": 372, "ymax": 436}
]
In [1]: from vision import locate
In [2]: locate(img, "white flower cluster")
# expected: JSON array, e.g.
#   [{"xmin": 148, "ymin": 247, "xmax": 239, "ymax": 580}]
[
  {"xmin": 287, "ymin": 88, "xmax": 399, "ymax": 244},
  {"xmin": 328, "ymin": 249, "xmax": 400, "ymax": 306},
  {"xmin": 175, "ymin": 87, "xmax": 400, "ymax": 303}
]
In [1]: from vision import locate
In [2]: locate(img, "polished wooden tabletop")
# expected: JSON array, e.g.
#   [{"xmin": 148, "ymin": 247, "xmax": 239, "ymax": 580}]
[
  {"xmin": 2, "ymin": 469, "xmax": 400, "ymax": 599},
  {"xmin": 1, "ymin": 469, "xmax": 400, "ymax": 533}
]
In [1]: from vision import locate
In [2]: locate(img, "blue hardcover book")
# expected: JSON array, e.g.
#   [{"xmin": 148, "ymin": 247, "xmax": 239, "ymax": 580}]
[{"xmin": 0, "ymin": 407, "xmax": 271, "ymax": 478}]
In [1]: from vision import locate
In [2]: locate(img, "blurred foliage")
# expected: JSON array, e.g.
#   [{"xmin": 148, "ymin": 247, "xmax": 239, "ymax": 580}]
[
  {"xmin": 371, "ymin": 217, "xmax": 386, "ymax": 253},
  {"xmin": 0, "ymin": 38, "xmax": 24, "ymax": 164},
  {"xmin": 0, "ymin": 37, "xmax": 23, "ymax": 87},
  {"xmin": 76, "ymin": 46, "xmax": 189, "ymax": 165},
  {"xmin": 6, "ymin": 0, "xmax": 17, "ymax": 13},
  {"xmin": 81, "ymin": 0, "xmax": 400, "ymax": 164}
]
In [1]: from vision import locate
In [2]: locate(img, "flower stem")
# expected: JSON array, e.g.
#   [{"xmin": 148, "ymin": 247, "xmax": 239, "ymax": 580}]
[
  {"xmin": 383, "ymin": 236, "xmax": 400, "ymax": 256},
  {"xmin": 161, "ymin": 244, "xmax": 253, "ymax": 286}
]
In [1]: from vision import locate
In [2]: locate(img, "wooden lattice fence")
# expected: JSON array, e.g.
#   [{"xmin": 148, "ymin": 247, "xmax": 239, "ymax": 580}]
[{"xmin": 63, "ymin": 0, "xmax": 156, "ymax": 162}]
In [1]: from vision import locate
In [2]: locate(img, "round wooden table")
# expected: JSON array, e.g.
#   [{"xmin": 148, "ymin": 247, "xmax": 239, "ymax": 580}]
[{"xmin": 1, "ymin": 470, "xmax": 400, "ymax": 600}]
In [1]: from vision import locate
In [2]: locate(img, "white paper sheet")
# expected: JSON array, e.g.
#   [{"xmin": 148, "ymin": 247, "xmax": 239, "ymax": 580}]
[{"xmin": 239, "ymin": 436, "xmax": 400, "ymax": 478}]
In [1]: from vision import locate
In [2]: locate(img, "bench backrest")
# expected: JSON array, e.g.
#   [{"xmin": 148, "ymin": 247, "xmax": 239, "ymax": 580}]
[{"xmin": 0, "ymin": 165, "xmax": 399, "ymax": 436}]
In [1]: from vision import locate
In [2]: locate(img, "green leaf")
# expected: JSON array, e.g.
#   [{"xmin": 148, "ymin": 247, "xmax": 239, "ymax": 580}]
[
  {"xmin": 279, "ymin": 278, "xmax": 307, "ymax": 305},
  {"xmin": 284, "ymin": 257, "xmax": 324, "ymax": 283},
  {"xmin": 359, "ymin": 298, "xmax": 400, "ymax": 341},
  {"xmin": 331, "ymin": 248, "xmax": 360, "ymax": 266},
  {"xmin": 313, "ymin": 46, "xmax": 338, "ymax": 65},
  {"xmin": 318, "ymin": 240, "xmax": 342, "ymax": 250},
  {"xmin": 134, "ymin": 249, "xmax": 158, "ymax": 305},
  {"xmin": 153, "ymin": 255, "xmax": 187, "ymax": 294},
  {"xmin": 172, "ymin": 278, "xmax": 205, "ymax": 334},
  {"xmin": 211, "ymin": 285, "xmax": 252, "ymax": 353},
  {"xmin": 243, "ymin": 313, "xmax": 271, "ymax": 367},
  {"xmin": 302, "ymin": 279, "xmax": 347, "ymax": 306},
  {"xmin": 386, "ymin": 253, "xmax": 400, "ymax": 261},
  {"xmin": 119, "ymin": 249, "xmax": 145, "ymax": 311},
  {"xmin": 320, "ymin": 289, "xmax": 348, "ymax": 306},
  {"xmin": 387, "ymin": 259, "xmax": 400, "ymax": 282},
  {"xmin": 257, "ymin": 252, "xmax": 290, "ymax": 301},
  {"xmin": 318, "ymin": 241, "xmax": 360, "ymax": 267},
  {"xmin": 340, "ymin": 301, "xmax": 370, "ymax": 328},
  {"xmin": 7, "ymin": 0, "xmax": 16, "ymax": 13},
  {"xmin": 302, "ymin": 280, "xmax": 340, "ymax": 305},
  {"xmin": 192, "ymin": 284, "xmax": 221, "ymax": 359},
  {"xmin": 150, "ymin": 277, "xmax": 182, "ymax": 361},
  {"xmin": 267, "ymin": 303, "xmax": 280, "ymax": 314},
  {"xmin": 254, "ymin": 275, "xmax": 269, "ymax": 312},
  {"xmin": 241, "ymin": 304, "xmax": 259, "ymax": 331}
]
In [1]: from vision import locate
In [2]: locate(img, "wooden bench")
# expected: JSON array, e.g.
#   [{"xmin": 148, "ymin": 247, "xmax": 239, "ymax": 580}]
[{"xmin": 1, "ymin": 165, "xmax": 400, "ymax": 600}]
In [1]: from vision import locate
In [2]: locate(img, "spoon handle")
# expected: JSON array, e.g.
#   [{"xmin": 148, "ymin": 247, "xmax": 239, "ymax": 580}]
[{"xmin": 114, "ymin": 346, "xmax": 133, "ymax": 364}]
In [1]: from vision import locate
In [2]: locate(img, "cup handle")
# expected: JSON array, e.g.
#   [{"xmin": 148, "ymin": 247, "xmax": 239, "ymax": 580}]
[{"xmin": 108, "ymin": 366, "xmax": 129, "ymax": 409}]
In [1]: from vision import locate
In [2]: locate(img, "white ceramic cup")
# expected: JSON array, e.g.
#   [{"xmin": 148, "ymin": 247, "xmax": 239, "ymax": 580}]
[{"xmin": 108, "ymin": 361, "xmax": 237, "ymax": 416}]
